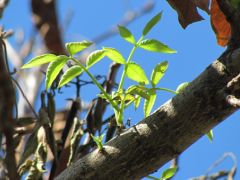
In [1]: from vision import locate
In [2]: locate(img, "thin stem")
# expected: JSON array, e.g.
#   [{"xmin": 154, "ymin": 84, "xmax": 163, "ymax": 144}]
[
  {"xmin": 118, "ymin": 36, "xmax": 144, "ymax": 91},
  {"xmin": 71, "ymin": 58, "xmax": 119, "ymax": 111},
  {"xmin": 154, "ymin": 87, "xmax": 177, "ymax": 94}
]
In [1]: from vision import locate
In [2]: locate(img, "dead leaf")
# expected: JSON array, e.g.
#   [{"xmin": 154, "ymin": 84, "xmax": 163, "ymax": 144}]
[
  {"xmin": 210, "ymin": 0, "xmax": 231, "ymax": 46},
  {"xmin": 195, "ymin": 0, "xmax": 210, "ymax": 14},
  {"xmin": 167, "ymin": 0, "xmax": 210, "ymax": 28}
]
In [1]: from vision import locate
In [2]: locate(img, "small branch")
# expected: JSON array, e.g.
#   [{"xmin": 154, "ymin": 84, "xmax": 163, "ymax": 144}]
[
  {"xmin": 190, "ymin": 152, "xmax": 237, "ymax": 180},
  {"xmin": 93, "ymin": 1, "xmax": 154, "ymax": 43},
  {"xmin": 0, "ymin": 0, "xmax": 9, "ymax": 18},
  {"xmin": 226, "ymin": 95, "xmax": 240, "ymax": 107},
  {"xmin": 11, "ymin": 78, "xmax": 39, "ymax": 119},
  {"xmin": 0, "ymin": 32, "xmax": 19, "ymax": 179}
]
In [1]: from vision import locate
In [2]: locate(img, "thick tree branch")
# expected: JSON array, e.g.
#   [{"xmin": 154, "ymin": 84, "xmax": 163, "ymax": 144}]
[{"xmin": 56, "ymin": 47, "xmax": 240, "ymax": 180}]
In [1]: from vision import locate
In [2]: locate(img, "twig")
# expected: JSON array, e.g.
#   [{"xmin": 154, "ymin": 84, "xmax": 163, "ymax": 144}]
[
  {"xmin": 93, "ymin": 0, "xmax": 154, "ymax": 43},
  {"xmin": 189, "ymin": 152, "xmax": 237, "ymax": 180},
  {"xmin": 11, "ymin": 78, "xmax": 39, "ymax": 119},
  {"xmin": 0, "ymin": 0, "xmax": 9, "ymax": 18}
]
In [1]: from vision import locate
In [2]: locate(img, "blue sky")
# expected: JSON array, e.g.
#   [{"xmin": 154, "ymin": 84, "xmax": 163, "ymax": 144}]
[{"xmin": 2, "ymin": 0, "xmax": 240, "ymax": 179}]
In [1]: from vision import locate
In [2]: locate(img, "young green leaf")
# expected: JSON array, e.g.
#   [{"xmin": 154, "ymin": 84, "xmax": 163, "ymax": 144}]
[
  {"xmin": 58, "ymin": 65, "xmax": 83, "ymax": 87},
  {"xmin": 206, "ymin": 129, "xmax": 214, "ymax": 142},
  {"xmin": 126, "ymin": 85, "xmax": 149, "ymax": 100},
  {"xmin": 144, "ymin": 89, "xmax": 156, "ymax": 117},
  {"xmin": 143, "ymin": 12, "xmax": 162, "ymax": 36},
  {"xmin": 104, "ymin": 47, "xmax": 126, "ymax": 64},
  {"xmin": 91, "ymin": 134, "xmax": 104, "ymax": 150},
  {"xmin": 126, "ymin": 62, "xmax": 149, "ymax": 84},
  {"xmin": 21, "ymin": 54, "xmax": 58, "ymax": 69},
  {"xmin": 65, "ymin": 41, "xmax": 92, "ymax": 56},
  {"xmin": 86, "ymin": 49, "xmax": 106, "ymax": 67},
  {"xmin": 45, "ymin": 55, "xmax": 69, "ymax": 89},
  {"xmin": 138, "ymin": 39, "xmax": 176, "ymax": 54},
  {"xmin": 118, "ymin": 25, "xmax": 135, "ymax": 44},
  {"xmin": 151, "ymin": 61, "xmax": 168, "ymax": 87},
  {"xmin": 176, "ymin": 82, "xmax": 189, "ymax": 94},
  {"xmin": 134, "ymin": 96, "xmax": 141, "ymax": 110},
  {"xmin": 161, "ymin": 167, "xmax": 177, "ymax": 179}
]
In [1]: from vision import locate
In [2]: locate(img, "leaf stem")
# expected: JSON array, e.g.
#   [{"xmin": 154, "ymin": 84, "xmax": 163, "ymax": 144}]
[
  {"xmin": 71, "ymin": 58, "xmax": 119, "ymax": 111},
  {"xmin": 118, "ymin": 36, "xmax": 144, "ymax": 91},
  {"xmin": 154, "ymin": 87, "xmax": 177, "ymax": 94}
]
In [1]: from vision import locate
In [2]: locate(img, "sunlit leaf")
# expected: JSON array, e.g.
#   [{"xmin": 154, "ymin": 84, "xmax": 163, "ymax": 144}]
[
  {"xmin": 104, "ymin": 47, "xmax": 126, "ymax": 64},
  {"xmin": 134, "ymin": 96, "xmax": 141, "ymax": 110},
  {"xmin": 66, "ymin": 41, "xmax": 93, "ymax": 56},
  {"xmin": 138, "ymin": 39, "xmax": 176, "ymax": 53},
  {"xmin": 206, "ymin": 129, "xmax": 214, "ymax": 142},
  {"xmin": 151, "ymin": 61, "xmax": 168, "ymax": 87},
  {"xmin": 143, "ymin": 12, "xmax": 162, "ymax": 36},
  {"xmin": 118, "ymin": 25, "xmax": 135, "ymax": 44},
  {"xmin": 161, "ymin": 167, "xmax": 178, "ymax": 179},
  {"xmin": 176, "ymin": 82, "xmax": 189, "ymax": 94},
  {"xmin": 45, "ymin": 55, "xmax": 69, "ymax": 89},
  {"xmin": 126, "ymin": 62, "xmax": 149, "ymax": 84},
  {"xmin": 21, "ymin": 54, "xmax": 57, "ymax": 69},
  {"xmin": 144, "ymin": 89, "xmax": 156, "ymax": 117},
  {"xmin": 86, "ymin": 49, "xmax": 106, "ymax": 67},
  {"xmin": 58, "ymin": 65, "xmax": 83, "ymax": 87},
  {"xmin": 126, "ymin": 85, "xmax": 149, "ymax": 100}
]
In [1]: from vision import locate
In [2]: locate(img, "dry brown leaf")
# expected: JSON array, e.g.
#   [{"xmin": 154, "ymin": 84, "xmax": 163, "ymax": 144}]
[
  {"xmin": 167, "ymin": 0, "xmax": 210, "ymax": 28},
  {"xmin": 210, "ymin": 0, "xmax": 231, "ymax": 46}
]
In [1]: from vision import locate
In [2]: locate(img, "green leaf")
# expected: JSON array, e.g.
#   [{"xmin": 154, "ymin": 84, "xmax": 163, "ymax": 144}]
[
  {"xmin": 91, "ymin": 134, "xmax": 104, "ymax": 150},
  {"xmin": 134, "ymin": 96, "xmax": 141, "ymax": 110},
  {"xmin": 66, "ymin": 41, "xmax": 93, "ymax": 56},
  {"xmin": 161, "ymin": 167, "xmax": 177, "ymax": 179},
  {"xmin": 104, "ymin": 47, "xmax": 126, "ymax": 64},
  {"xmin": 206, "ymin": 129, "xmax": 214, "ymax": 142},
  {"xmin": 143, "ymin": 12, "xmax": 162, "ymax": 36},
  {"xmin": 45, "ymin": 55, "xmax": 69, "ymax": 89},
  {"xmin": 176, "ymin": 82, "xmax": 189, "ymax": 94},
  {"xmin": 151, "ymin": 61, "xmax": 168, "ymax": 87},
  {"xmin": 86, "ymin": 49, "xmax": 106, "ymax": 67},
  {"xmin": 21, "ymin": 54, "xmax": 57, "ymax": 69},
  {"xmin": 118, "ymin": 25, "xmax": 135, "ymax": 44},
  {"xmin": 138, "ymin": 39, "xmax": 176, "ymax": 54},
  {"xmin": 58, "ymin": 65, "xmax": 83, "ymax": 87},
  {"xmin": 126, "ymin": 85, "xmax": 149, "ymax": 100},
  {"xmin": 126, "ymin": 62, "xmax": 149, "ymax": 84},
  {"xmin": 144, "ymin": 89, "xmax": 156, "ymax": 117}
]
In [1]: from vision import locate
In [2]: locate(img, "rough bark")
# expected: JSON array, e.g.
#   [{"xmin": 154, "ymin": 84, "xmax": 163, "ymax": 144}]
[{"xmin": 55, "ymin": 42, "xmax": 240, "ymax": 180}]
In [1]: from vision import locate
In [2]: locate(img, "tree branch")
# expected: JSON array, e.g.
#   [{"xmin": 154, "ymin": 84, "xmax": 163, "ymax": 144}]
[{"xmin": 56, "ymin": 47, "xmax": 240, "ymax": 180}]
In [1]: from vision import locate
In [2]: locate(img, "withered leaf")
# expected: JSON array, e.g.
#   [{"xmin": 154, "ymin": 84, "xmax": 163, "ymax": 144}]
[
  {"xmin": 167, "ymin": 0, "xmax": 210, "ymax": 28},
  {"xmin": 210, "ymin": 0, "xmax": 231, "ymax": 46}
]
